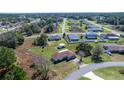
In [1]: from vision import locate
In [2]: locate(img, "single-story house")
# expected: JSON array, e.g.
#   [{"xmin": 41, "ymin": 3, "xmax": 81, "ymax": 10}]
[
  {"xmin": 48, "ymin": 35, "xmax": 61, "ymax": 41},
  {"xmin": 87, "ymin": 24, "xmax": 95, "ymax": 28},
  {"xmin": 88, "ymin": 27, "xmax": 103, "ymax": 32},
  {"xmin": 100, "ymin": 33, "xmax": 119, "ymax": 40},
  {"xmin": 51, "ymin": 50, "xmax": 76, "ymax": 64},
  {"xmin": 103, "ymin": 44, "xmax": 124, "ymax": 53},
  {"xmin": 67, "ymin": 34, "xmax": 80, "ymax": 41},
  {"xmin": 85, "ymin": 32, "xmax": 98, "ymax": 39}
]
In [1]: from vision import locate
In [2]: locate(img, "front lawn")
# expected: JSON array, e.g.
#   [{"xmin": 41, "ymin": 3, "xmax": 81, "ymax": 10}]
[
  {"xmin": 93, "ymin": 67, "xmax": 124, "ymax": 80},
  {"xmin": 31, "ymin": 38, "xmax": 79, "ymax": 79},
  {"xmin": 49, "ymin": 61, "xmax": 78, "ymax": 79}
]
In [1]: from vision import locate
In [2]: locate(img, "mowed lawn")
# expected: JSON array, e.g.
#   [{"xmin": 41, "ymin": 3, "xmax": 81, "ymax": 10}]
[
  {"xmin": 31, "ymin": 39, "xmax": 78, "ymax": 60},
  {"xmin": 93, "ymin": 67, "xmax": 124, "ymax": 80},
  {"xmin": 31, "ymin": 39, "xmax": 79, "ymax": 79}
]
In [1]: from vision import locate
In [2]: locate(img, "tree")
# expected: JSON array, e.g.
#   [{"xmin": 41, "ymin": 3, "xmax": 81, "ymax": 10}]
[
  {"xmin": 31, "ymin": 63, "xmax": 49, "ymax": 80},
  {"xmin": 3, "ymin": 65, "xmax": 27, "ymax": 80},
  {"xmin": 76, "ymin": 43, "xmax": 93, "ymax": 56},
  {"xmin": 30, "ymin": 23, "xmax": 41, "ymax": 33},
  {"xmin": 0, "ymin": 32, "xmax": 17, "ymax": 48},
  {"xmin": 0, "ymin": 32, "xmax": 24, "ymax": 49},
  {"xmin": 15, "ymin": 32, "xmax": 24, "ymax": 45},
  {"xmin": 0, "ymin": 47, "xmax": 16, "ymax": 69},
  {"xmin": 0, "ymin": 47, "xmax": 27, "ymax": 80},
  {"xmin": 63, "ymin": 33, "xmax": 66, "ymax": 38},
  {"xmin": 91, "ymin": 44, "xmax": 104, "ymax": 62},
  {"xmin": 78, "ymin": 51, "xmax": 85, "ymax": 63},
  {"xmin": 33, "ymin": 34, "xmax": 48, "ymax": 48}
]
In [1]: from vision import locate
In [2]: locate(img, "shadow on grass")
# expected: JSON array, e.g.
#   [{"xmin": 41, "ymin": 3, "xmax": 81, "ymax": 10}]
[{"xmin": 92, "ymin": 57, "xmax": 103, "ymax": 63}]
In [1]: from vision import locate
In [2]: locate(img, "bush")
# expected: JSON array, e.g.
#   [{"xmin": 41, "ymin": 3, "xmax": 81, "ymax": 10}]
[
  {"xmin": 3, "ymin": 65, "xmax": 27, "ymax": 80},
  {"xmin": 15, "ymin": 33, "xmax": 24, "ymax": 45},
  {"xmin": 0, "ymin": 47, "xmax": 16, "ymax": 68},
  {"xmin": 33, "ymin": 34, "xmax": 48, "ymax": 47},
  {"xmin": 0, "ymin": 32, "xmax": 24, "ymax": 48}
]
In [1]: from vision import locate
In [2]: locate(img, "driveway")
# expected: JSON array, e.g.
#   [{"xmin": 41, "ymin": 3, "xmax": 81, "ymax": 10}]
[
  {"xmin": 65, "ymin": 62, "xmax": 124, "ymax": 80},
  {"xmin": 83, "ymin": 71, "xmax": 104, "ymax": 80}
]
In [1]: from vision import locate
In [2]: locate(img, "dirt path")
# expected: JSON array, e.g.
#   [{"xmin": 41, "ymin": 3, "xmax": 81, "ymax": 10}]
[
  {"xmin": 15, "ymin": 39, "xmax": 34, "ymax": 79},
  {"xmin": 15, "ymin": 38, "xmax": 48, "ymax": 79}
]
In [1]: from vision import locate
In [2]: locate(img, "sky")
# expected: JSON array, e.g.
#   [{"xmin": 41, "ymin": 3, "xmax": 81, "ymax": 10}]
[{"xmin": 0, "ymin": 0, "xmax": 124, "ymax": 13}]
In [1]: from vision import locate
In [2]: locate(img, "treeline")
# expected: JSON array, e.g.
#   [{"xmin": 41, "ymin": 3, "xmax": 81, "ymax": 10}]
[
  {"xmin": 20, "ymin": 17, "xmax": 63, "ymax": 36},
  {"xmin": 0, "ymin": 32, "xmax": 24, "ymax": 49},
  {"xmin": 97, "ymin": 16, "xmax": 124, "ymax": 25}
]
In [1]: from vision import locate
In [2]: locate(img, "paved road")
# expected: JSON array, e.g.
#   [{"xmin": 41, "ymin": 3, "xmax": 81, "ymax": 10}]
[
  {"xmin": 65, "ymin": 62, "xmax": 124, "ymax": 80},
  {"xmin": 62, "ymin": 18, "xmax": 67, "ymax": 34}
]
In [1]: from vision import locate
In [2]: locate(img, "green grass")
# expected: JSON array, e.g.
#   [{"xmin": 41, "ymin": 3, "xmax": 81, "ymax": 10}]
[
  {"xmin": 79, "ymin": 76, "xmax": 91, "ymax": 80},
  {"xmin": 50, "ymin": 61, "xmax": 78, "ymax": 79},
  {"xmin": 57, "ymin": 22, "xmax": 63, "ymax": 33},
  {"xmin": 93, "ymin": 67, "xmax": 124, "ymax": 80},
  {"xmin": 83, "ymin": 53, "xmax": 111, "ymax": 64},
  {"xmin": 81, "ymin": 23, "xmax": 87, "ymax": 32},
  {"xmin": 31, "ymin": 39, "xmax": 79, "ymax": 79},
  {"xmin": 31, "ymin": 39, "xmax": 67, "ymax": 60},
  {"xmin": 0, "ymin": 29, "xmax": 7, "ymax": 32}
]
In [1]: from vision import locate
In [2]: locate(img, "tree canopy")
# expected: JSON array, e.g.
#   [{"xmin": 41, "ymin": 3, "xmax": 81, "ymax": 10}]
[{"xmin": 76, "ymin": 43, "xmax": 93, "ymax": 56}]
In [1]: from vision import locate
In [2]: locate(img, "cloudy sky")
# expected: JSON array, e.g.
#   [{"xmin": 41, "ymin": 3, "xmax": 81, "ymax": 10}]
[{"xmin": 0, "ymin": 0, "xmax": 123, "ymax": 13}]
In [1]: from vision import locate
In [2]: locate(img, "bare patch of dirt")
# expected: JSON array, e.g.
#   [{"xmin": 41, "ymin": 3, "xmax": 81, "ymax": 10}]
[
  {"xmin": 15, "ymin": 39, "xmax": 48, "ymax": 79},
  {"xmin": 111, "ymin": 54, "xmax": 124, "ymax": 62}
]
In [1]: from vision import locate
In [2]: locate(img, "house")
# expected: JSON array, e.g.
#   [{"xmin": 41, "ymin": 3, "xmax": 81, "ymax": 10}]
[
  {"xmin": 100, "ymin": 33, "xmax": 119, "ymax": 40},
  {"xmin": 48, "ymin": 35, "xmax": 61, "ymax": 41},
  {"xmin": 67, "ymin": 34, "xmax": 80, "ymax": 41},
  {"xmin": 87, "ymin": 24, "xmax": 95, "ymax": 28},
  {"xmin": 51, "ymin": 50, "xmax": 76, "ymax": 64},
  {"xmin": 88, "ymin": 27, "xmax": 103, "ymax": 32},
  {"xmin": 103, "ymin": 44, "xmax": 124, "ymax": 53},
  {"xmin": 85, "ymin": 32, "xmax": 98, "ymax": 39}
]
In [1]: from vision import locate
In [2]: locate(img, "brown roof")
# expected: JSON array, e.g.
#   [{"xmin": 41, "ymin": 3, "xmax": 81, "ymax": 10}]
[{"xmin": 52, "ymin": 50, "xmax": 75, "ymax": 60}]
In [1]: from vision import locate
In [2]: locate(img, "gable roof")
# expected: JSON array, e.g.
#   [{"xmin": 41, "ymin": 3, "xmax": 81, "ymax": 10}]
[
  {"xmin": 68, "ymin": 34, "xmax": 80, "ymax": 40},
  {"xmin": 52, "ymin": 50, "xmax": 75, "ymax": 61}
]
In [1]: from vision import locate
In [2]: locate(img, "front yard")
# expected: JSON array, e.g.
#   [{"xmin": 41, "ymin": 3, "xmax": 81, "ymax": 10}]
[{"xmin": 31, "ymin": 38, "xmax": 79, "ymax": 79}]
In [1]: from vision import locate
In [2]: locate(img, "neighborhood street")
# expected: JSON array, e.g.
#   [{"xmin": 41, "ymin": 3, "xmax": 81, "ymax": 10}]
[
  {"xmin": 62, "ymin": 18, "xmax": 67, "ymax": 34},
  {"xmin": 85, "ymin": 19, "xmax": 121, "ymax": 36},
  {"xmin": 65, "ymin": 62, "xmax": 124, "ymax": 80}
]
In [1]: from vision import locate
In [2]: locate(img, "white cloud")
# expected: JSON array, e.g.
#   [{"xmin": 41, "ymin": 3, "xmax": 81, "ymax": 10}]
[{"xmin": 0, "ymin": 0, "xmax": 123, "ymax": 13}]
